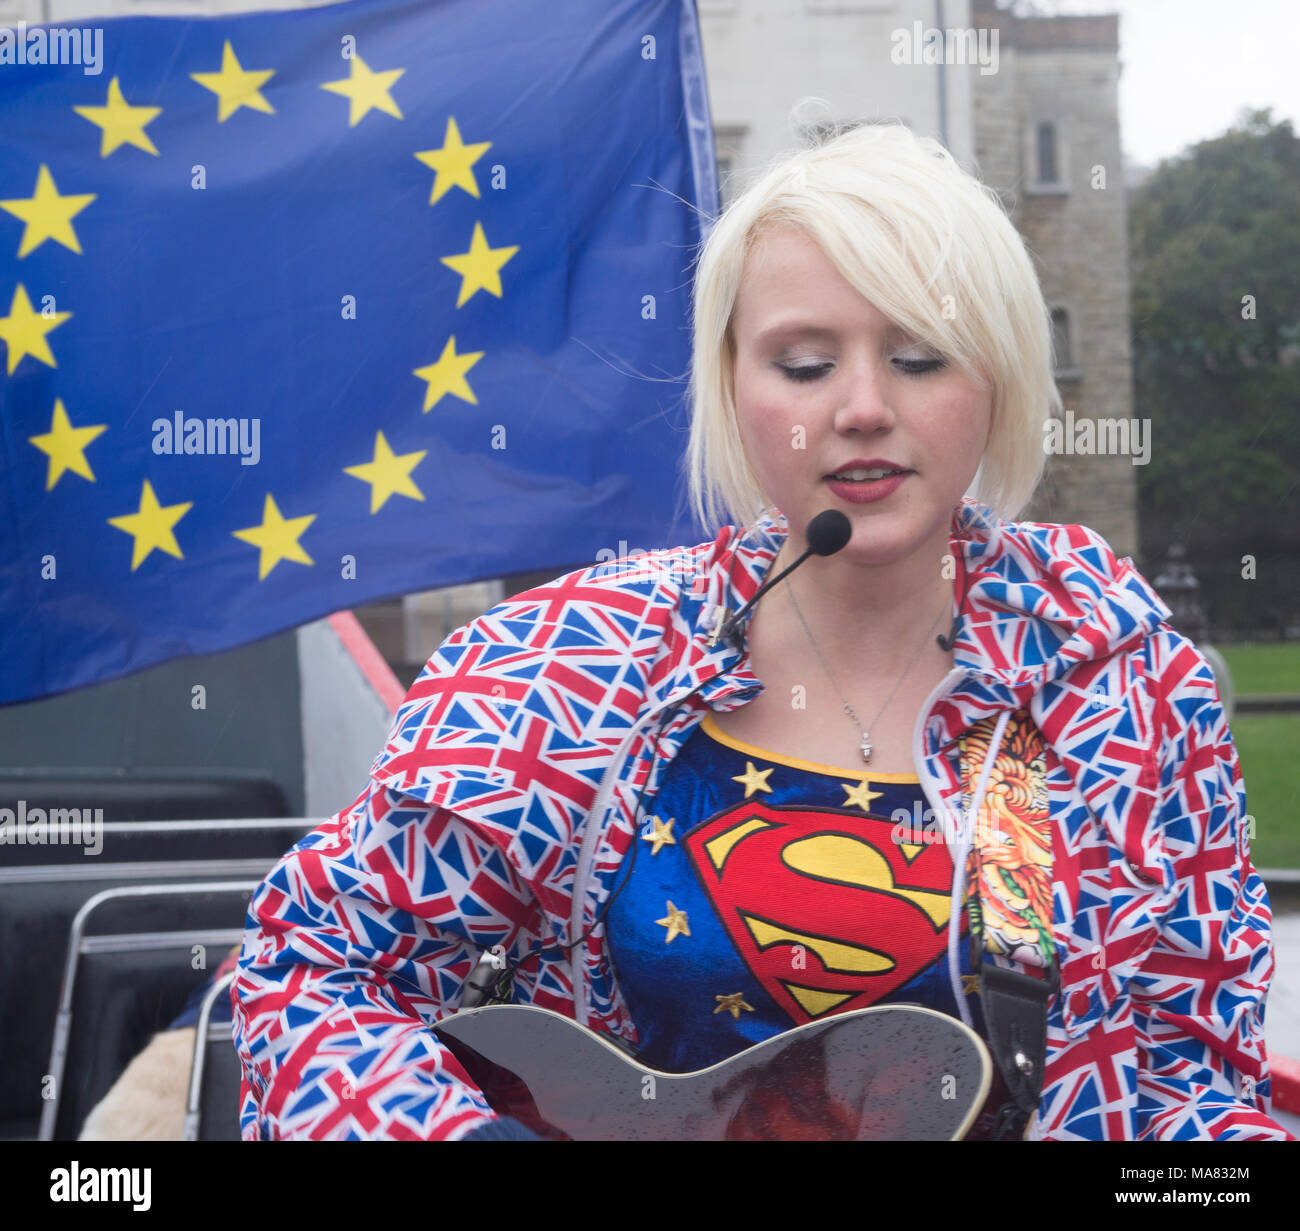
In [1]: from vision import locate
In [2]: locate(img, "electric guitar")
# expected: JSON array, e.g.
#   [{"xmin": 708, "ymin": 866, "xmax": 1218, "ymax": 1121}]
[{"xmin": 433, "ymin": 1002, "xmax": 992, "ymax": 1140}]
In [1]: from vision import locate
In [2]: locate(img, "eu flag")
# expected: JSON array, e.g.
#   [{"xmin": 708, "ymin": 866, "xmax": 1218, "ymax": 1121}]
[{"xmin": 0, "ymin": 0, "xmax": 717, "ymax": 704}]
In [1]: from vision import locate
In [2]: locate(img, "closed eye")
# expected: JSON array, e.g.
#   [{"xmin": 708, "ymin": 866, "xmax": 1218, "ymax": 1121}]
[
  {"xmin": 777, "ymin": 363, "xmax": 831, "ymax": 383},
  {"xmin": 896, "ymin": 358, "xmax": 946, "ymax": 376},
  {"xmin": 777, "ymin": 358, "xmax": 946, "ymax": 382}
]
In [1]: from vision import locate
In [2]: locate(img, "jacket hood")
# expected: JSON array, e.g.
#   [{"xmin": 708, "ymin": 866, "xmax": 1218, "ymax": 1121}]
[{"xmin": 687, "ymin": 499, "xmax": 1173, "ymax": 715}]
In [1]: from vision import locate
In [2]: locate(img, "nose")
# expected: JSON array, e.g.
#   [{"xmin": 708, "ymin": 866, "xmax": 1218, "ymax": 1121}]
[{"xmin": 832, "ymin": 350, "xmax": 896, "ymax": 435}]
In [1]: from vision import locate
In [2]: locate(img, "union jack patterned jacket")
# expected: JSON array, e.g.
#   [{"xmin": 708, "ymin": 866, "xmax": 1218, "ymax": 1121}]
[{"xmin": 232, "ymin": 498, "xmax": 1292, "ymax": 1140}]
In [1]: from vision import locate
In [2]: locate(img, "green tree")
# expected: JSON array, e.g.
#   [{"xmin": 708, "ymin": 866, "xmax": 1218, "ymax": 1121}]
[{"xmin": 1130, "ymin": 108, "xmax": 1300, "ymax": 635}]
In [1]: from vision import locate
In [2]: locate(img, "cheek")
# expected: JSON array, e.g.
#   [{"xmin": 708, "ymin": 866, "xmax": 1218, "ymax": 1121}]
[
  {"xmin": 752, "ymin": 405, "xmax": 796, "ymax": 467},
  {"xmin": 733, "ymin": 364, "xmax": 795, "ymax": 474},
  {"xmin": 931, "ymin": 386, "xmax": 992, "ymax": 455}
]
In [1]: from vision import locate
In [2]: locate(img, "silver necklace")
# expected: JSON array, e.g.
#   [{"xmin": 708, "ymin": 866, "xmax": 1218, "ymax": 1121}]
[{"xmin": 785, "ymin": 567, "xmax": 949, "ymax": 764}]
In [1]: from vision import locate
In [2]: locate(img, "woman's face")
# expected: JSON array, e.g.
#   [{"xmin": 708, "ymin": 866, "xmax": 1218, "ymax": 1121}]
[{"xmin": 730, "ymin": 225, "xmax": 993, "ymax": 565}]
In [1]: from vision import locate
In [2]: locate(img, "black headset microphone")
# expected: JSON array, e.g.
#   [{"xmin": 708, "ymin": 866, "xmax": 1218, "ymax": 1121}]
[
  {"xmin": 717, "ymin": 508, "xmax": 852, "ymax": 651},
  {"xmin": 719, "ymin": 507, "xmax": 961, "ymax": 652}
]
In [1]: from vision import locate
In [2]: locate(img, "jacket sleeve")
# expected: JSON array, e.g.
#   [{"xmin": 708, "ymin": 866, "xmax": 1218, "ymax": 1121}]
[
  {"xmin": 232, "ymin": 779, "xmax": 547, "ymax": 1140},
  {"xmin": 1130, "ymin": 651, "xmax": 1295, "ymax": 1140}
]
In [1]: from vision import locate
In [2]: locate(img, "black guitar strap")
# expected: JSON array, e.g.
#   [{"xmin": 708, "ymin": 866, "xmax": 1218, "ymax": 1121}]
[{"xmin": 975, "ymin": 955, "xmax": 1058, "ymax": 1140}]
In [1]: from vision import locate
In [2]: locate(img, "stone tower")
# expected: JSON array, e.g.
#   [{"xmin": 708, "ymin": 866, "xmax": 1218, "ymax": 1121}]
[{"xmin": 971, "ymin": 0, "xmax": 1139, "ymax": 558}]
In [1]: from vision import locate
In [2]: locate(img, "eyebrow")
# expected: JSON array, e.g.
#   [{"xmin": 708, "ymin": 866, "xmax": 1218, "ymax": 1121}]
[
  {"xmin": 753, "ymin": 321, "xmax": 839, "ymax": 345},
  {"xmin": 752, "ymin": 320, "xmax": 914, "ymax": 347}
]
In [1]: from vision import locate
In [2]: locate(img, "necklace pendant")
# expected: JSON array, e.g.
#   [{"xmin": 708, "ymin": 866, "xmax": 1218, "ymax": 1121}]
[{"xmin": 860, "ymin": 733, "xmax": 872, "ymax": 763}]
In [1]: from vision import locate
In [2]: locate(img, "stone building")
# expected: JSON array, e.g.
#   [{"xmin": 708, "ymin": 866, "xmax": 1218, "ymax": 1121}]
[{"xmin": 969, "ymin": 0, "xmax": 1139, "ymax": 558}]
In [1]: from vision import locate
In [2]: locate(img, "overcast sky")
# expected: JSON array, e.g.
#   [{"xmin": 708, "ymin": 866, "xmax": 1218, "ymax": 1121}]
[{"xmin": 1032, "ymin": 0, "xmax": 1300, "ymax": 168}]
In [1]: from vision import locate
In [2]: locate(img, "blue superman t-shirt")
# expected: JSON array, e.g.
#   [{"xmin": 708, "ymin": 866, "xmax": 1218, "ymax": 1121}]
[{"xmin": 605, "ymin": 711, "xmax": 987, "ymax": 1074}]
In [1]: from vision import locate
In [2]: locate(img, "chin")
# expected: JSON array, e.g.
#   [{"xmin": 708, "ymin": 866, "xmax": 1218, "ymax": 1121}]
[{"xmin": 842, "ymin": 520, "xmax": 941, "ymax": 564}]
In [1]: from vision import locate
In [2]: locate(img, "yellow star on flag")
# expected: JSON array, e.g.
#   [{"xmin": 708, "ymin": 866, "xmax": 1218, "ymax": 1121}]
[
  {"xmin": 320, "ymin": 54, "xmax": 404, "ymax": 126},
  {"xmin": 0, "ymin": 165, "xmax": 96, "ymax": 259},
  {"xmin": 414, "ymin": 116, "xmax": 491, "ymax": 204},
  {"xmin": 73, "ymin": 77, "xmax": 162, "ymax": 157},
  {"xmin": 713, "ymin": 992, "xmax": 754, "ymax": 1020},
  {"xmin": 343, "ymin": 431, "xmax": 427, "ymax": 513},
  {"xmin": 412, "ymin": 335, "xmax": 484, "ymax": 412},
  {"xmin": 107, "ymin": 480, "xmax": 192, "ymax": 571},
  {"xmin": 440, "ymin": 221, "xmax": 519, "ymax": 308},
  {"xmin": 232, "ymin": 493, "xmax": 316, "ymax": 580},
  {"xmin": 731, "ymin": 760, "xmax": 774, "ymax": 798},
  {"xmin": 656, "ymin": 901, "xmax": 690, "ymax": 944},
  {"xmin": 840, "ymin": 779, "xmax": 884, "ymax": 812},
  {"xmin": 28, "ymin": 399, "xmax": 107, "ymax": 490},
  {"xmin": 961, "ymin": 974, "xmax": 981, "ymax": 996},
  {"xmin": 641, "ymin": 815, "xmax": 676, "ymax": 856},
  {"xmin": 191, "ymin": 41, "xmax": 276, "ymax": 123},
  {"xmin": 0, "ymin": 283, "xmax": 71, "ymax": 375}
]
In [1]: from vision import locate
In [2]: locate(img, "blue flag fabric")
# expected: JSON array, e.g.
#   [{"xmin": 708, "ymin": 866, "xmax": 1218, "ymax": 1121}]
[{"xmin": 0, "ymin": 0, "xmax": 717, "ymax": 704}]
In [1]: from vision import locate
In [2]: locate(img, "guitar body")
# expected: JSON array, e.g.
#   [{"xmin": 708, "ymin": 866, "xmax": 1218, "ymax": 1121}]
[{"xmin": 433, "ymin": 1002, "xmax": 991, "ymax": 1141}]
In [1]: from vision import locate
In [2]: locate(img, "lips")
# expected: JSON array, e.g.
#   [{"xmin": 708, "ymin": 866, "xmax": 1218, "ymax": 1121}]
[
  {"xmin": 826, "ymin": 473, "xmax": 909, "ymax": 503},
  {"xmin": 825, "ymin": 457, "xmax": 911, "ymax": 479}
]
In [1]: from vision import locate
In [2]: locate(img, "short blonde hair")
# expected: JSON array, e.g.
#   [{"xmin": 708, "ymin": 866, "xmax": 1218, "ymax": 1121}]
[{"xmin": 683, "ymin": 120, "xmax": 1060, "ymax": 531}]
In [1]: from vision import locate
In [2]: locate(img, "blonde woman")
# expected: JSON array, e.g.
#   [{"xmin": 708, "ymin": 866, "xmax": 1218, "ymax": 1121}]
[{"xmin": 233, "ymin": 122, "xmax": 1290, "ymax": 1141}]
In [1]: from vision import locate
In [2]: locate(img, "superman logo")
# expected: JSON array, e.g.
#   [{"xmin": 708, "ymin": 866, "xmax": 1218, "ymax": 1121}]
[{"xmin": 684, "ymin": 802, "xmax": 959, "ymax": 1025}]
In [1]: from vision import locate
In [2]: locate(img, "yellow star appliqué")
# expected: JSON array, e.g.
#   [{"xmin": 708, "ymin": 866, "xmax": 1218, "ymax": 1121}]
[
  {"xmin": 107, "ymin": 480, "xmax": 192, "ymax": 571},
  {"xmin": 731, "ymin": 760, "xmax": 774, "ymax": 798},
  {"xmin": 190, "ymin": 41, "xmax": 276, "ymax": 123},
  {"xmin": 343, "ymin": 431, "xmax": 426, "ymax": 513},
  {"xmin": 73, "ymin": 77, "xmax": 162, "ymax": 157},
  {"xmin": 441, "ymin": 221, "xmax": 519, "ymax": 308},
  {"xmin": 713, "ymin": 992, "xmax": 754, "ymax": 1020},
  {"xmin": 28, "ymin": 399, "xmax": 107, "ymax": 490},
  {"xmin": 0, "ymin": 283, "xmax": 71, "ymax": 375},
  {"xmin": 413, "ymin": 116, "xmax": 491, "ymax": 203},
  {"xmin": 412, "ymin": 335, "xmax": 484, "ymax": 412},
  {"xmin": 0, "ymin": 165, "xmax": 96, "ymax": 259},
  {"xmin": 320, "ymin": 54, "xmax": 404, "ymax": 126},
  {"xmin": 840, "ymin": 779, "xmax": 884, "ymax": 812},
  {"xmin": 655, "ymin": 901, "xmax": 690, "ymax": 944},
  {"xmin": 231, "ymin": 493, "xmax": 316, "ymax": 580},
  {"xmin": 641, "ymin": 816, "xmax": 676, "ymax": 856}
]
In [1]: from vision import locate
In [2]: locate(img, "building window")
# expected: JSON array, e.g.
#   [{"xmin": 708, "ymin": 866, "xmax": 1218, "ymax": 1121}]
[
  {"xmin": 1051, "ymin": 306, "xmax": 1081, "ymax": 380},
  {"xmin": 1037, "ymin": 122, "xmax": 1059, "ymax": 185},
  {"xmin": 1051, "ymin": 308, "xmax": 1071, "ymax": 369},
  {"xmin": 1025, "ymin": 118, "xmax": 1069, "ymax": 194}
]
